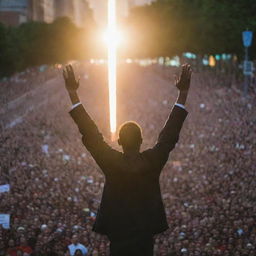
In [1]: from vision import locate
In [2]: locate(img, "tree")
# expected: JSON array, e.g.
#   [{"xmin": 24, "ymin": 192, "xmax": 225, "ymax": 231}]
[{"xmin": 124, "ymin": 0, "xmax": 256, "ymax": 58}]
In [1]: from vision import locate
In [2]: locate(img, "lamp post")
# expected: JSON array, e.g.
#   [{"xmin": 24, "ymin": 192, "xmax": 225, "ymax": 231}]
[{"xmin": 242, "ymin": 30, "xmax": 253, "ymax": 96}]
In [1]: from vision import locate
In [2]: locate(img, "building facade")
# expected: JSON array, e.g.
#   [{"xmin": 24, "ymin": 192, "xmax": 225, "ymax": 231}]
[
  {"xmin": 29, "ymin": 0, "xmax": 55, "ymax": 23},
  {"xmin": 55, "ymin": 0, "xmax": 91, "ymax": 27},
  {"xmin": 87, "ymin": 0, "xmax": 155, "ymax": 24},
  {"xmin": 87, "ymin": 0, "xmax": 129, "ymax": 25},
  {"xmin": 130, "ymin": 0, "xmax": 155, "ymax": 6},
  {"xmin": 0, "ymin": 0, "xmax": 28, "ymax": 26},
  {"xmin": 0, "ymin": 0, "xmax": 90, "ymax": 26}
]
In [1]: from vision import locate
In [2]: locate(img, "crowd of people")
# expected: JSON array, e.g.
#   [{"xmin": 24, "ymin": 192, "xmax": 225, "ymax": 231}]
[
  {"xmin": 0, "ymin": 65, "xmax": 58, "ymax": 109},
  {"xmin": 0, "ymin": 62, "xmax": 255, "ymax": 255}
]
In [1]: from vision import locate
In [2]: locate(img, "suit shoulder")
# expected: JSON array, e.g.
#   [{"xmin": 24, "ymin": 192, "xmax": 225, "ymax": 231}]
[{"xmin": 140, "ymin": 148, "xmax": 154, "ymax": 159}]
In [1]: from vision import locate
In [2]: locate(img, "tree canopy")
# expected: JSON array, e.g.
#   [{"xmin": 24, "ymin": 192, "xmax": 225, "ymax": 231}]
[
  {"xmin": 0, "ymin": 17, "xmax": 96, "ymax": 77},
  {"xmin": 124, "ymin": 0, "xmax": 256, "ymax": 58}
]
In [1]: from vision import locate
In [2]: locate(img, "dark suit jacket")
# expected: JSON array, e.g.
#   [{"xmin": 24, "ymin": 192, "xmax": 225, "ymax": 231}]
[{"xmin": 70, "ymin": 104, "xmax": 188, "ymax": 236}]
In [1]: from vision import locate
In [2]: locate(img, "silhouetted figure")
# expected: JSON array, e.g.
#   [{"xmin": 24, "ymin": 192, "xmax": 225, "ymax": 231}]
[{"xmin": 63, "ymin": 64, "xmax": 192, "ymax": 256}]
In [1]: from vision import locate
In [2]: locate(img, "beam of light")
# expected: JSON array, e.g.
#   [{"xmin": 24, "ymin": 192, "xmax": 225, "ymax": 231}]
[
  {"xmin": 103, "ymin": 29, "xmax": 123, "ymax": 46},
  {"xmin": 107, "ymin": 0, "xmax": 117, "ymax": 139}
]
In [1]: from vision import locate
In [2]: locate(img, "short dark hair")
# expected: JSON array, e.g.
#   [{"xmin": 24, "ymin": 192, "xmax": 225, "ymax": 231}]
[
  {"xmin": 118, "ymin": 121, "xmax": 142, "ymax": 150},
  {"xmin": 74, "ymin": 249, "xmax": 83, "ymax": 255}
]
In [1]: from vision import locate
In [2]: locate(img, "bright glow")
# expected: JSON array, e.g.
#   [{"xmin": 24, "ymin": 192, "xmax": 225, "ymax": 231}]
[
  {"xmin": 126, "ymin": 58, "xmax": 133, "ymax": 64},
  {"xmin": 103, "ymin": 29, "xmax": 123, "ymax": 47},
  {"xmin": 107, "ymin": 0, "xmax": 117, "ymax": 137},
  {"xmin": 209, "ymin": 55, "xmax": 216, "ymax": 67}
]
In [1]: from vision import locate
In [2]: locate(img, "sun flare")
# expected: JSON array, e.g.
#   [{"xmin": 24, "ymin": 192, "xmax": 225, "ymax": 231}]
[
  {"xmin": 103, "ymin": 28, "xmax": 123, "ymax": 47},
  {"xmin": 107, "ymin": 0, "xmax": 117, "ymax": 139}
]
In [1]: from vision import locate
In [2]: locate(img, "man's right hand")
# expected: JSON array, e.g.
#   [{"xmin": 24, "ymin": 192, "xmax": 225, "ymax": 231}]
[{"xmin": 63, "ymin": 65, "xmax": 79, "ymax": 92}]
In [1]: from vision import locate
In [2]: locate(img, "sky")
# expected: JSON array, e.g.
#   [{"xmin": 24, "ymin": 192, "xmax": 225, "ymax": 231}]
[{"xmin": 87, "ymin": 0, "xmax": 155, "ymax": 24}]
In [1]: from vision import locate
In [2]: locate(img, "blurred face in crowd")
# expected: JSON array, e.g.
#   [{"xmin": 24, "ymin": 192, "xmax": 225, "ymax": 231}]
[
  {"xmin": 72, "ymin": 234, "xmax": 79, "ymax": 245},
  {"xmin": 16, "ymin": 249, "xmax": 23, "ymax": 256},
  {"xmin": 20, "ymin": 237, "xmax": 27, "ymax": 246},
  {"xmin": 8, "ymin": 239, "xmax": 15, "ymax": 248},
  {"xmin": 0, "ymin": 241, "xmax": 4, "ymax": 250}
]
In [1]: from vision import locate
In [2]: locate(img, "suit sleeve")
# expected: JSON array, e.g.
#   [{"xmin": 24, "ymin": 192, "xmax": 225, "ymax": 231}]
[
  {"xmin": 69, "ymin": 104, "xmax": 120, "ymax": 174},
  {"xmin": 146, "ymin": 105, "xmax": 188, "ymax": 172}
]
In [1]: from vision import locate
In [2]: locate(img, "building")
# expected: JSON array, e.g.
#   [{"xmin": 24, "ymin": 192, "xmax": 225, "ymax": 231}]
[
  {"xmin": 73, "ymin": 0, "xmax": 91, "ymax": 27},
  {"xmin": 0, "ymin": 0, "xmax": 91, "ymax": 27},
  {"xmin": 0, "ymin": 0, "xmax": 28, "ymax": 26},
  {"xmin": 87, "ymin": 0, "xmax": 106, "ymax": 25},
  {"xmin": 129, "ymin": 0, "xmax": 155, "ymax": 6},
  {"xmin": 29, "ymin": 0, "xmax": 55, "ymax": 23},
  {"xmin": 87, "ymin": 0, "xmax": 129, "ymax": 25},
  {"xmin": 55, "ymin": 0, "xmax": 91, "ymax": 27},
  {"xmin": 87, "ymin": 0, "xmax": 155, "ymax": 24},
  {"xmin": 54, "ymin": 0, "xmax": 74, "ymax": 21}
]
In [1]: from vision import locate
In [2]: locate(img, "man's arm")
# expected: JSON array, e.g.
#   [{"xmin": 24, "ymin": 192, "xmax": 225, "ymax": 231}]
[
  {"xmin": 63, "ymin": 65, "xmax": 120, "ymax": 174},
  {"xmin": 146, "ymin": 64, "xmax": 191, "ymax": 170}
]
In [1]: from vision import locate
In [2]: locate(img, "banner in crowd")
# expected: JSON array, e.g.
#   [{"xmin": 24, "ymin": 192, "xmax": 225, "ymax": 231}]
[
  {"xmin": 0, "ymin": 214, "xmax": 10, "ymax": 229},
  {"xmin": 0, "ymin": 184, "xmax": 10, "ymax": 193}
]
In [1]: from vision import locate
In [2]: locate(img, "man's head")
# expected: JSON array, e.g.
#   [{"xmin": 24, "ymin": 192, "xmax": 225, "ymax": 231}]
[{"xmin": 118, "ymin": 121, "xmax": 142, "ymax": 153}]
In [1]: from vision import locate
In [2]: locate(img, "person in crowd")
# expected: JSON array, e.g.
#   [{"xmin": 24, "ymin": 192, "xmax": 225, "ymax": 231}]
[
  {"xmin": 16, "ymin": 237, "xmax": 32, "ymax": 255},
  {"xmin": 15, "ymin": 249, "xmax": 24, "ymax": 256},
  {"xmin": 6, "ymin": 239, "xmax": 17, "ymax": 256},
  {"xmin": 67, "ymin": 234, "xmax": 88, "ymax": 256}
]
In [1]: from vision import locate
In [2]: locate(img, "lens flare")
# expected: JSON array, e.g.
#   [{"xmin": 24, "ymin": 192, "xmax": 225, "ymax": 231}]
[
  {"xmin": 103, "ymin": 29, "xmax": 123, "ymax": 47},
  {"xmin": 107, "ymin": 0, "xmax": 117, "ymax": 138}
]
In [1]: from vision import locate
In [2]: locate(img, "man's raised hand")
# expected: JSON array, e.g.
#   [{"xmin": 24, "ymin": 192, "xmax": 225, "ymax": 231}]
[
  {"xmin": 63, "ymin": 65, "xmax": 79, "ymax": 93},
  {"xmin": 174, "ymin": 64, "xmax": 192, "ymax": 92}
]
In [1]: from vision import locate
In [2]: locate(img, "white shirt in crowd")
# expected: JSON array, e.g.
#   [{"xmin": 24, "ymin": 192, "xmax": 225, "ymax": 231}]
[{"xmin": 68, "ymin": 243, "xmax": 88, "ymax": 256}]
